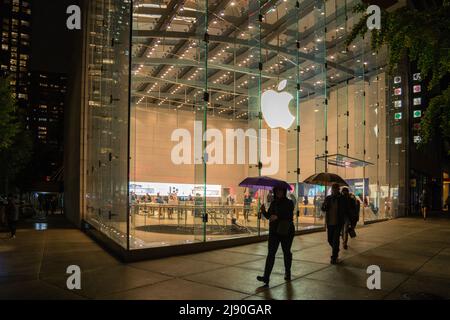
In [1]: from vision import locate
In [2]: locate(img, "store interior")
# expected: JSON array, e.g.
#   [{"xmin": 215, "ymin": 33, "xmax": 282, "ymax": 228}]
[{"xmin": 84, "ymin": 0, "xmax": 403, "ymax": 250}]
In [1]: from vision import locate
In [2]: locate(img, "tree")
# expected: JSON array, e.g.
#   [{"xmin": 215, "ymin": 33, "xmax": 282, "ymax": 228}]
[
  {"xmin": 0, "ymin": 77, "xmax": 33, "ymax": 193},
  {"xmin": 0, "ymin": 77, "xmax": 19, "ymax": 151},
  {"xmin": 346, "ymin": 1, "xmax": 450, "ymax": 154}
]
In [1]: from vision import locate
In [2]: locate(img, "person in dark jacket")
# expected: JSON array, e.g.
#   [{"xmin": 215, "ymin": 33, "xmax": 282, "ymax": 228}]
[
  {"xmin": 419, "ymin": 189, "xmax": 430, "ymax": 220},
  {"xmin": 341, "ymin": 187, "xmax": 359, "ymax": 250},
  {"xmin": 5, "ymin": 194, "xmax": 19, "ymax": 239},
  {"xmin": 257, "ymin": 186, "xmax": 295, "ymax": 286},
  {"xmin": 321, "ymin": 183, "xmax": 349, "ymax": 264}
]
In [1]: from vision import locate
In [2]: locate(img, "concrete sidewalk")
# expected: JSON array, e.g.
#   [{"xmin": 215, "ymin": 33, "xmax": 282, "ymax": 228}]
[{"xmin": 1, "ymin": 216, "xmax": 450, "ymax": 300}]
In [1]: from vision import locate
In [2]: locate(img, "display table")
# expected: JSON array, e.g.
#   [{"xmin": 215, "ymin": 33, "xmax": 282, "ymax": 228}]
[{"xmin": 131, "ymin": 202, "xmax": 259, "ymax": 231}]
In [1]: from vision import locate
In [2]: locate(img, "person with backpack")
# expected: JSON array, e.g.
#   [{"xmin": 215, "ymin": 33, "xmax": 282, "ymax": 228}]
[{"xmin": 341, "ymin": 188, "xmax": 360, "ymax": 250}]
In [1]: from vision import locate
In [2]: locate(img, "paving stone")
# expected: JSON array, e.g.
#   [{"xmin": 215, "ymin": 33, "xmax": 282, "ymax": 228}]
[
  {"xmin": 305, "ymin": 265, "xmax": 408, "ymax": 291},
  {"xmin": 183, "ymin": 266, "xmax": 285, "ymax": 295},
  {"xmin": 235, "ymin": 258, "xmax": 328, "ymax": 279},
  {"xmin": 130, "ymin": 256, "xmax": 226, "ymax": 277},
  {"xmin": 102, "ymin": 278, "xmax": 247, "ymax": 300},
  {"xmin": 385, "ymin": 275, "xmax": 450, "ymax": 300},
  {"xmin": 254, "ymin": 278, "xmax": 388, "ymax": 300},
  {"xmin": 41, "ymin": 265, "xmax": 171, "ymax": 298},
  {"xmin": 0, "ymin": 280, "xmax": 84, "ymax": 300}
]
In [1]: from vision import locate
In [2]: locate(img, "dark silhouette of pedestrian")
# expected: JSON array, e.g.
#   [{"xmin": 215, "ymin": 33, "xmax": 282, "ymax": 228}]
[
  {"xmin": 420, "ymin": 189, "xmax": 430, "ymax": 220},
  {"xmin": 303, "ymin": 195, "xmax": 309, "ymax": 216},
  {"xmin": 257, "ymin": 186, "xmax": 295, "ymax": 286},
  {"xmin": 341, "ymin": 187, "xmax": 360, "ymax": 250},
  {"xmin": 5, "ymin": 194, "xmax": 19, "ymax": 239},
  {"xmin": 321, "ymin": 183, "xmax": 349, "ymax": 264},
  {"xmin": 243, "ymin": 193, "xmax": 252, "ymax": 222}
]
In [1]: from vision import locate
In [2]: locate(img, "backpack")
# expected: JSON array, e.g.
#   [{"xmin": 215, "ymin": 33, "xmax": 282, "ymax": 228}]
[{"xmin": 351, "ymin": 196, "xmax": 360, "ymax": 224}]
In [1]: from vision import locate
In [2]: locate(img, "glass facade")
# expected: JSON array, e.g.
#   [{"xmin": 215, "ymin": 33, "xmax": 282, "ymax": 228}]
[{"xmin": 83, "ymin": 0, "xmax": 406, "ymax": 251}]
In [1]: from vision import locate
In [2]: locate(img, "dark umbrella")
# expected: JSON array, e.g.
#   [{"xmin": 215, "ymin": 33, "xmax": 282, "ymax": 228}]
[
  {"xmin": 239, "ymin": 176, "xmax": 293, "ymax": 191},
  {"xmin": 303, "ymin": 172, "xmax": 349, "ymax": 187}
]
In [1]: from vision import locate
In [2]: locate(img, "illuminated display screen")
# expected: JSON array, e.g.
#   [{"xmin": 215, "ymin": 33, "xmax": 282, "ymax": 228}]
[{"xmin": 130, "ymin": 182, "xmax": 222, "ymax": 197}]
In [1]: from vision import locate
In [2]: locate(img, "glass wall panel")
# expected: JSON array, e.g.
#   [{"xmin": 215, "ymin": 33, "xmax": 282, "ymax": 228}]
[
  {"xmin": 84, "ymin": 0, "xmax": 131, "ymax": 248},
  {"xmin": 298, "ymin": 0, "xmax": 328, "ymax": 228},
  {"xmin": 259, "ymin": 0, "xmax": 300, "ymax": 229},
  {"xmin": 128, "ymin": 0, "xmax": 209, "ymax": 248}
]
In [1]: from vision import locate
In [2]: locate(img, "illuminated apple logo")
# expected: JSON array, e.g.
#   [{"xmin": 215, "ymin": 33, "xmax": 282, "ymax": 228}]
[{"xmin": 261, "ymin": 80, "xmax": 295, "ymax": 129}]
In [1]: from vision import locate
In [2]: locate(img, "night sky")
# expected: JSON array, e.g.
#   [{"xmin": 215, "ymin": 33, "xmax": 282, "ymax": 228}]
[{"xmin": 31, "ymin": 0, "xmax": 77, "ymax": 74}]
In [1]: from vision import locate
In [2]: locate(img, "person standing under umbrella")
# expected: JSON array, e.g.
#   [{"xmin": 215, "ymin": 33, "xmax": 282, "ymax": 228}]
[
  {"xmin": 257, "ymin": 186, "xmax": 295, "ymax": 286},
  {"xmin": 321, "ymin": 183, "xmax": 349, "ymax": 264}
]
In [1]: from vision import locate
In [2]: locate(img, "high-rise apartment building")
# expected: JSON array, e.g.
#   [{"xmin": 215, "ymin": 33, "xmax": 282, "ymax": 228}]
[
  {"xmin": 29, "ymin": 71, "xmax": 67, "ymax": 180},
  {"xmin": 0, "ymin": 0, "xmax": 31, "ymax": 109}
]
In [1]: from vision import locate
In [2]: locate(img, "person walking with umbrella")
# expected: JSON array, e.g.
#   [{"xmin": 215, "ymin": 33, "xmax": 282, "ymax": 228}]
[
  {"xmin": 321, "ymin": 183, "xmax": 349, "ymax": 264},
  {"xmin": 304, "ymin": 172, "xmax": 350, "ymax": 263},
  {"xmin": 256, "ymin": 185, "xmax": 295, "ymax": 286}
]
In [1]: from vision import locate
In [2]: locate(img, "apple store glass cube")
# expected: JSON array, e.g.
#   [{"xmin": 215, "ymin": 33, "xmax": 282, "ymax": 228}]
[{"xmin": 83, "ymin": 0, "xmax": 407, "ymax": 250}]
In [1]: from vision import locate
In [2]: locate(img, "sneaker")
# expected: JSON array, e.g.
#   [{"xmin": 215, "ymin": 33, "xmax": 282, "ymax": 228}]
[
  {"xmin": 330, "ymin": 258, "xmax": 338, "ymax": 265},
  {"xmin": 284, "ymin": 273, "xmax": 291, "ymax": 281},
  {"xmin": 9, "ymin": 235, "xmax": 16, "ymax": 240},
  {"xmin": 343, "ymin": 244, "xmax": 348, "ymax": 250},
  {"xmin": 256, "ymin": 276, "xmax": 269, "ymax": 286}
]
